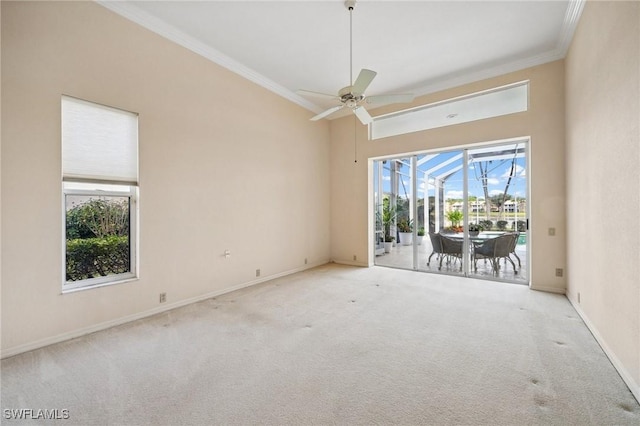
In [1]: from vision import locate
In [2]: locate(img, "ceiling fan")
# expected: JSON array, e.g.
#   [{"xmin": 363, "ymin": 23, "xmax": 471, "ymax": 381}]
[{"xmin": 298, "ymin": 0, "xmax": 415, "ymax": 124}]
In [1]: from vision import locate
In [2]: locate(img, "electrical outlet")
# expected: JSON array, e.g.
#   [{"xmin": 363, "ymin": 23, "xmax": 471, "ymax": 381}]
[
  {"xmin": 548, "ymin": 227, "xmax": 556, "ymax": 236},
  {"xmin": 577, "ymin": 292, "xmax": 580, "ymax": 303},
  {"xmin": 304, "ymin": 258, "xmax": 308, "ymax": 265},
  {"xmin": 256, "ymin": 269, "xmax": 260, "ymax": 277},
  {"xmin": 159, "ymin": 292, "xmax": 166, "ymax": 303},
  {"xmin": 353, "ymin": 255, "xmax": 357, "ymax": 261},
  {"xmin": 555, "ymin": 268, "xmax": 563, "ymax": 277}
]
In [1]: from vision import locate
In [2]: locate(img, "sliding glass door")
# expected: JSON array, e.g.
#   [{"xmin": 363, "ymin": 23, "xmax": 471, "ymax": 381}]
[
  {"xmin": 466, "ymin": 143, "xmax": 528, "ymax": 281},
  {"xmin": 374, "ymin": 157, "xmax": 414, "ymax": 270},
  {"xmin": 416, "ymin": 151, "xmax": 465, "ymax": 275},
  {"xmin": 373, "ymin": 140, "xmax": 529, "ymax": 284}
]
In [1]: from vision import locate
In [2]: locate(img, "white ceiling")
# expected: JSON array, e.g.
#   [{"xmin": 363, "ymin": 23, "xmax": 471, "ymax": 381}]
[{"xmin": 99, "ymin": 0, "xmax": 584, "ymax": 118}]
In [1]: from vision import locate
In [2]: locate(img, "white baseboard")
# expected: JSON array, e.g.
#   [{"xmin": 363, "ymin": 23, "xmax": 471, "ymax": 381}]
[
  {"xmin": 568, "ymin": 297, "xmax": 640, "ymax": 404},
  {"xmin": 530, "ymin": 284, "xmax": 566, "ymax": 294},
  {"xmin": 332, "ymin": 259, "xmax": 368, "ymax": 267},
  {"xmin": 1, "ymin": 260, "xmax": 329, "ymax": 359}
]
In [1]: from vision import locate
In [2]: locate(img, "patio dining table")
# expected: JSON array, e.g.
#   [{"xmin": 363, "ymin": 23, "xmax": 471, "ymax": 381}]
[
  {"xmin": 444, "ymin": 232, "xmax": 505, "ymax": 243},
  {"xmin": 443, "ymin": 232, "xmax": 508, "ymax": 263}
]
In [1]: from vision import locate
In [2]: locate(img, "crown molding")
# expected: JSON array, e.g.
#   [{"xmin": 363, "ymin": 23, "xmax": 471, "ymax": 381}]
[
  {"xmin": 96, "ymin": 0, "xmax": 585, "ymax": 120},
  {"xmin": 409, "ymin": 49, "xmax": 566, "ymax": 102},
  {"xmin": 96, "ymin": 1, "xmax": 323, "ymax": 114},
  {"xmin": 368, "ymin": 0, "xmax": 585, "ymax": 116},
  {"xmin": 557, "ymin": 0, "xmax": 586, "ymax": 56}
]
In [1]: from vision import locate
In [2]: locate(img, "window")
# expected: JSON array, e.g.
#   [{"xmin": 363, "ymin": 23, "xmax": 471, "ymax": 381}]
[
  {"xmin": 370, "ymin": 81, "xmax": 529, "ymax": 140},
  {"xmin": 62, "ymin": 96, "xmax": 138, "ymax": 290}
]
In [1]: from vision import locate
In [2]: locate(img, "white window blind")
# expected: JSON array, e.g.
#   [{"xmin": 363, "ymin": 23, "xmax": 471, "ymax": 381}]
[{"xmin": 62, "ymin": 96, "xmax": 138, "ymax": 184}]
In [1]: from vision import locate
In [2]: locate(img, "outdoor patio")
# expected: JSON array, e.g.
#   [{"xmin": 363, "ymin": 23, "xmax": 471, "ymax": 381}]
[{"xmin": 375, "ymin": 234, "xmax": 528, "ymax": 283}]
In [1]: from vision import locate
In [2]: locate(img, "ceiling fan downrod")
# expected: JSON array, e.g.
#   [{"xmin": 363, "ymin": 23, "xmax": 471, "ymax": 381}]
[
  {"xmin": 299, "ymin": 0, "xmax": 414, "ymax": 124},
  {"xmin": 345, "ymin": 0, "xmax": 356, "ymax": 87}
]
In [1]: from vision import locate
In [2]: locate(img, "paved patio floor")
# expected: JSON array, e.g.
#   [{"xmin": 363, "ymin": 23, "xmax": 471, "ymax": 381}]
[{"xmin": 375, "ymin": 237, "xmax": 528, "ymax": 284}]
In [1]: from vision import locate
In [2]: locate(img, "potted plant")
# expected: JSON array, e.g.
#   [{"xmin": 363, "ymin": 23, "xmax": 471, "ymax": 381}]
[
  {"xmin": 468, "ymin": 223, "xmax": 482, "ymax": 237},
  {"xmin": 383, "ymin": 235, "xmax": 395, "ymax": 253},
  {"xmin": 398, "ymin": 219, "xmax": 413, "ymax": 245},
  {"xmin": 381, "ymin": 201, "xmax": 397, "ymax": 248},
  {"xmin": 416, "ymin": 227, "xmax": 425, "ymax": 245},
  {"xmin": 444, "ymin": 210, "xmax": 463, "ymax": 233}
]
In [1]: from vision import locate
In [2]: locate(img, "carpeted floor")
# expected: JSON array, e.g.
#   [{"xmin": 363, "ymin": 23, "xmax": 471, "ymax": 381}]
[{"xmin": 2, "ymin": 264, "xmax": 639, "ymax": 425}]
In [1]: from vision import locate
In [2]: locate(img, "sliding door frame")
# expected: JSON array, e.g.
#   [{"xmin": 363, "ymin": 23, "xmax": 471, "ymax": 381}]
[{"xmin": 370, "ymin": 137, "xmax": 530, "ymax": 285}]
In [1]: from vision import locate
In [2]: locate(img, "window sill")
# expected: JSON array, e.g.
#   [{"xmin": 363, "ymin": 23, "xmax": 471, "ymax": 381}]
[{"xmin": 62, "ymin": 277, "xmax": 138, "ymax": 295}]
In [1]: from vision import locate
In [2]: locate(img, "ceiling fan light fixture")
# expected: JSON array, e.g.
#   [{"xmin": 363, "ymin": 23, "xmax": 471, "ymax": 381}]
[{"xmin": 299, "ymin": 0, "xmax": 414, "ymax": 124}]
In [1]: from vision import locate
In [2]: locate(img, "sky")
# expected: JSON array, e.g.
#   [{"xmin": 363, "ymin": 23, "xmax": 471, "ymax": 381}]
[{"xmin": 379, "ymin": 147, "xmax": 527, "ymax": 202}]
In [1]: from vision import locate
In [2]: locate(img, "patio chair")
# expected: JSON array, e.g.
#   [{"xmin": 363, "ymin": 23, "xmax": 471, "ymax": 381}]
[
  {"xmin": 473, "ymin": 234, "xmax": 517, "ymax": 275},
  {"xmin": 427, "ymin": 232, "xmax": 444, "ymax": 266},
  {"xmin": 507, "ymin": 232, "xmax": 521, "ymax": 268},
  {"xmin": 439, "ymin": 235, "xmax": 463, "ymax": 271}
]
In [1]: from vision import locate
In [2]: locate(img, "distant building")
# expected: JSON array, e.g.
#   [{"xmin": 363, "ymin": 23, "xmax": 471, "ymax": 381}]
[
  {"xmin": 503, "ymin": 200, "xmax": 527, "ymax": 212},
  {"xmin": 448, "ymin": 200, "xmax": 486, "ymax": 212},
  {"xmin": 470, "ymin": 201, "xmax": 485, "ymax": 213}
]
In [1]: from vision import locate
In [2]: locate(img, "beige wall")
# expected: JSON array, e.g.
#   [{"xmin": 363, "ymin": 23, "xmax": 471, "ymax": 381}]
[
  {"xmin": 3, "ymin": 2, "xmax": 637, "ymax": 401},
  {"xmin": 330, "ymin": 61, "xmax": 567, "ymax": 293},
  {"xmin": 565, "ymin": 1, "xmax": 639, "ymax": 399},
  {"xmin": 1, "ymin": 1, "xmax": 331, "ymax": 355}
]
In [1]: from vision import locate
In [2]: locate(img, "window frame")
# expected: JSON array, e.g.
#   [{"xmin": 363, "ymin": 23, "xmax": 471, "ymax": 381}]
[
  {"xmin": 370, "ymin": 81, "xmax": 529, "ymax": 140},
  {"xmin": 61, "ymin": 95, "xmax": 139, "ymax": 292},
  {"xmin": 62, "ymin": 182, "xmax": 139, "ymax": 292}
]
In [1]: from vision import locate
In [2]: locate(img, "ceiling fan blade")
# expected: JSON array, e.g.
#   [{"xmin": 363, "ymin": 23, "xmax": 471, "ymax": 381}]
[
  {"xmin": 354, "ymin": 106, "xmax": 373, "ymax": 125},
  {"xmin": 311, "ymin": 105, "xmax": 344, "ymax": 121},
  {"xmin": 297, "ymin": 89, "xmax": 339, "ymax": 100},
  {"xmin": 366, "ymin": 93, "xmax": 415, "ymax": 104},
  {"xmin": 352, "ymin": 69, "xmax": 377, "ymax": 95}
]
